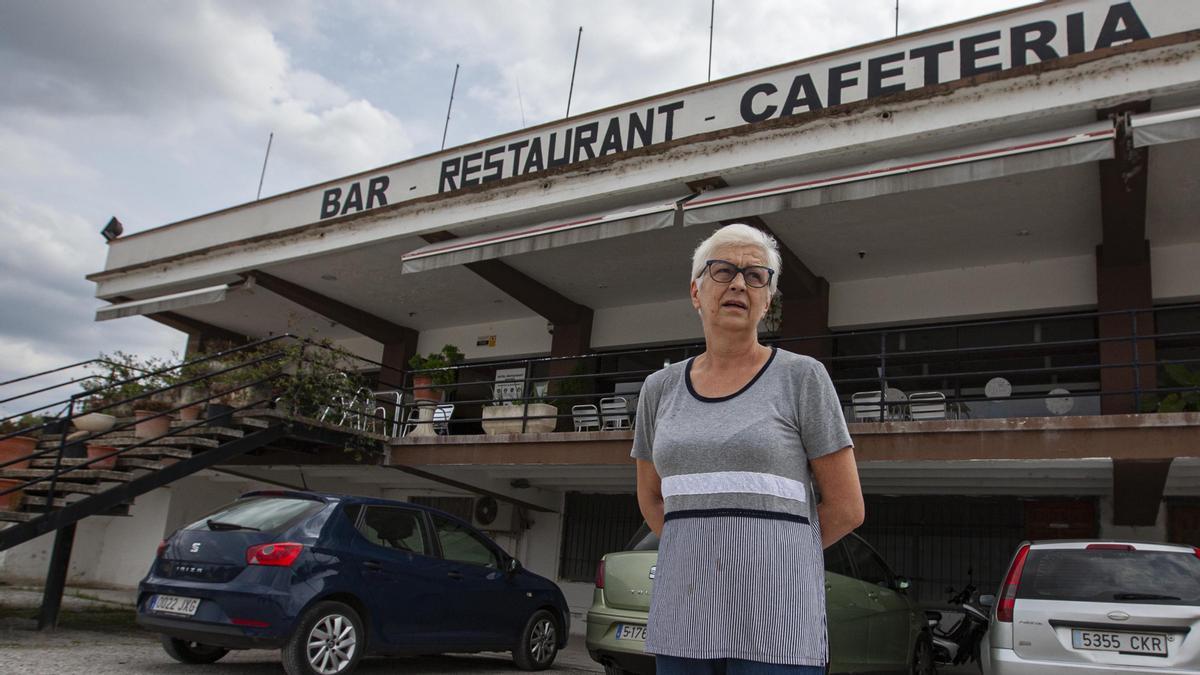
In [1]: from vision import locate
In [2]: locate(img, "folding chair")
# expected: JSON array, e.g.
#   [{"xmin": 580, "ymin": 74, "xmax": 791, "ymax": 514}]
[
  {"xmin": 572, "ymin": 404, "xmax": 600, "ymax": 432},
  {"xmin": 851, "ymin": 390, "xmax": 884, "ymax": 422},
  {"xmin": 908, "ymin": 391, "xmax": 947, "ymax": 420},
  {"xmin": 369, "ymin": 390, "xmax": 404, "ymax": 437},
  {"xmin": 432, "ymin": 403, "xmax": 455, "ymax": 435},
  {"xmin": 599, "ymin": 397, "xmax": 631, "ymax": 430}
]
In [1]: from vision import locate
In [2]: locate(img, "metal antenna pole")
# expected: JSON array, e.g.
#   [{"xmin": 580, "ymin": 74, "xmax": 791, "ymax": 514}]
[
  {"xmin": 566, "ymin": 27, "xmax": 582, "ymax": 118},
  {"xmin": 256, "ymin": 132, "xmax": 273, "ymax": 200},
  {"xmin": 516, "ymin": 76, "xmax": 527, "ymax": 128},
  {"xmin": 708, "ymin": 0, "xmax": 715, "ymax": 81},
  {"xmin": 441, "ymin": 63, "xmax": 460, "ymax": 151},
  {"xmin": 895, "ymin": 0, "xmax": 900, "ymax": 36}
]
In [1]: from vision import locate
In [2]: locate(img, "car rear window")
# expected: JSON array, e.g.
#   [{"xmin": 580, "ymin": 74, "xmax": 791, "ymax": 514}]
[
  {"xmin": 625, "ymin": 523, "xmax": 659, "ymax": 551},
  {"xmin": 184, "ymin": 496, "xmax": 325, "ymax": 533},
  {"xmin": 1018, "ymin": 548, "xmax": 1200, "ymax": 605}
]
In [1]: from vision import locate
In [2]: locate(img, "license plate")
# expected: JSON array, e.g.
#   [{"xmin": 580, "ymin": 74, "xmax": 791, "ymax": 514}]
[
  {"xmin": 1071, "ymin": 629, "xmax": 1168, "ymax": 657},
  {"xmin": 151, "ymin": 594, "xmax": 201, "ymax": 617},
  {"xmin": 615, "ymin": 623, "xmax": 646, "ymax": 641}
]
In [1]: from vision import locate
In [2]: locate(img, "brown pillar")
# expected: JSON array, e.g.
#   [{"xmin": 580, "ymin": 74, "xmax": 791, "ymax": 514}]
[
  {"xmin": 1096, "ymin": 101, "xmax": 1156, "ymax": 415},
  {"xmin": 1112, "ymin": 459, "xmax": 1172, "ymax": 526},
  {"xmin": 779, "ymin": 277, "xmax": 831, "ymax": 359}
]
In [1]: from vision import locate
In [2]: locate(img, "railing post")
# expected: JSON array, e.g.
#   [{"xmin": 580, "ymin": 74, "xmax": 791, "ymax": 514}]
[
  {"xmin": 521, "ymin": 359, "xmax": 532, "ymax": 434},
  {"xmin": 43, "ymin": 396, "xmax": 77, "ymax": 525},
  {"xmin": 36, "ymin": 522, "xmax": 76, "ymax": 630},
  {"xmin": 878, "ymin": 331, "xmax": 888, "ymax": 421},
  {"xmin": 1131, "ymin": 308, "xmax": 1141, "ymax": 413}
]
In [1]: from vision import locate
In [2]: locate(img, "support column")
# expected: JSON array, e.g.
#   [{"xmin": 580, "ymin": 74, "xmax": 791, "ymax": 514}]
[
  {"xmin": 36, "ymin": 523, "xmax": 76, "ymax": 630},
  {"xmin": 1113, "ymin": 458, "xmax": 1172, "ymax": 527},
  {"xmin": 1095, "ymin": 101, "xmax": 1156, "ymax": 415}
]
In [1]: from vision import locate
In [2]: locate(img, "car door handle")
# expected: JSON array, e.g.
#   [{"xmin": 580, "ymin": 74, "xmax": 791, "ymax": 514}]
[
  {"xmin": 364, "ymin": 560, "xmax": 383, "ymax": 571},
  {"xmin": 447, "ymin": 571, "xmax": 463, "ymax": 580}
]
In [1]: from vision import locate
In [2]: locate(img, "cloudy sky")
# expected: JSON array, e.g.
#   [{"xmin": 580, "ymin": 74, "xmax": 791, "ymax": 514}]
[{"xmin": 0, "ymin": 0, "xmax": 1029, "ymax": 415}]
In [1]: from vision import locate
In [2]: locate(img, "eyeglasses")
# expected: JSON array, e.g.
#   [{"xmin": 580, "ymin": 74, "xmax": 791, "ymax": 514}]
[{"xmin": 700, "ymin": 259, "xmax": 775, "ymax": 288}]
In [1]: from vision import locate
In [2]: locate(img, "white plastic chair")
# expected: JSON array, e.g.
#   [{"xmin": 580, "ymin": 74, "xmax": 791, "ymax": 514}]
[
  {"xmin": 432, "ymin": 403, "xmax": 454, "ymax": 435},
  {"xmin": 599, "ymin": 397, "xmax": 631, "ymax": 430},
  {"xmin": 369, "ymin": 390, "xmax": 404, "ymax": 437},
  {"xmin": 851, "ymin": 390, "xmax": 884, "ymax": 421},
  {"xmin": 908, "ymin": 391, "xmax": 947, "ymax": 420},
  {"xmin": 572, "ymin": 404, "xmax": 600, "ymax": 432}
]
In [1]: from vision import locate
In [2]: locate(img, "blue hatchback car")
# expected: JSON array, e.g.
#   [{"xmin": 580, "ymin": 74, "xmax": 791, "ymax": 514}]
[{"xmin": 137, "ymin": 490, "xmax": 569, "ymax": 675}]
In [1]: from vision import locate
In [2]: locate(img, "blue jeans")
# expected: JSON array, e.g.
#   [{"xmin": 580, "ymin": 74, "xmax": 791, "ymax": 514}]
[{"xmin": 655, "ymin": 655, "xmax": 826, "ymax": 675}]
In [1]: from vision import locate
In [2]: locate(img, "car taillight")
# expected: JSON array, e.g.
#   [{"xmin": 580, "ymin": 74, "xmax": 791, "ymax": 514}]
[
  {"xmin": 996, "ymin": 544, "xmax": 1030, "ymax": 623},
  {"xmin": 1194, "ymin": 547, "xmax": 1200, "ymax": 560},
  {"xmin": 595, "ymin": 559, "xmax": 606, "ymax": 589},
  {"xmin": 1087, "ymin": 543, "xmax": 1135, "ymax": 551},
  {"xmin": 246, "ymin": 542, "xmax": 303, "ymax": 566},
  {"xmin": 156, "ymin": 540, "xmax": 167, "ymax": 558}
]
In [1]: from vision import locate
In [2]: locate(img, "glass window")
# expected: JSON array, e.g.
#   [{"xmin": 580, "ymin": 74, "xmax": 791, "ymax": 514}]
[
  {"xmin": 357, "ymin": 506, "xmax": 430, "ymax": 555},
  {"xmin": 432, "ymin": 514, "xmax": 499, "ymax": 568},
  {"xmin": 824, "ymin": 540, "xmax": 854, "ymax": 578},
  {"xmin": 341, "ymin": 504, "xmax": 362, "ymax": 527},
  {"xmin": 184, "ymin": 496, "xmax": 324, "ymax": 533},
  {"xmin": 1018, "ymin": 549, "xmax": 1200, "ymax": 605},
  {"xmin": 844, "ymin": 535, "xmax": 894, "ymax": 588}
]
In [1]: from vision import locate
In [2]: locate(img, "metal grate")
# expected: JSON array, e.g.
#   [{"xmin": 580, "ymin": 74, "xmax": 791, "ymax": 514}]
[{"xmin": 559, "ymin": 492, "xmax": 644, "ymax": 582}]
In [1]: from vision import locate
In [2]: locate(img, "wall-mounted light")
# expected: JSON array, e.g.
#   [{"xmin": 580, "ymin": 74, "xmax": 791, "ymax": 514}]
[{"xmin": 100, "ymin": 217, "xmax": 124, "ymax": 242}]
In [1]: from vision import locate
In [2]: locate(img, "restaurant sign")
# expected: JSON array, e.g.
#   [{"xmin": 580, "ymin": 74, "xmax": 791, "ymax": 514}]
[{"xmin": 314, "ymin": 0, "xmax": 1188, "ymax": 222}]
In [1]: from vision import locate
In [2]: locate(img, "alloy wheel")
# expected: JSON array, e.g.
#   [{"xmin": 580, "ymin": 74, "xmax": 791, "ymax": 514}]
[
  {"xmin": 529, "ymin": 616, "xmax": 557, "ymax": 665},
  {"xmin": 306, "ymin": 613, "xmax": 357, "ymax": 674}
]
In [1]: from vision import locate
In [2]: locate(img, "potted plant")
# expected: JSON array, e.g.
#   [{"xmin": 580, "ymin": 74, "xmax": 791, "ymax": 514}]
[
  {"xmin": 133, "ymin": 397, "xmax": 174, "ymax": 439},
  {"xmin": 0, "ymin": 414, "xmax": 41, "ymax": 471},
  {"xmin": 482, "ymin": 399, "xmax": 558, "ymax": 435},
  {"xmin": 408, "ymin": 345, "xmax": 464, "ymax": 402}
]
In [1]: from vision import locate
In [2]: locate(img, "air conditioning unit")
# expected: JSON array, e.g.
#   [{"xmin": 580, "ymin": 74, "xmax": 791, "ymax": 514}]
[{"xmin": 472, "ymin": 496, "xmax": 521, "ymax": 532}]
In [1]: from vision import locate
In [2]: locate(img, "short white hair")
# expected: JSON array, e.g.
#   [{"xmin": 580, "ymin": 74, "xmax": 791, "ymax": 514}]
[{"xmin": 690, "ymin": 223, "xmax": 782, "ymax": 295}]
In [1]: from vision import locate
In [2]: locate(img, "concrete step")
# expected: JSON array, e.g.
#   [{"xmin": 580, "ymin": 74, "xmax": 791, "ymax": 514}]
[
  {"xmin": 231, "ymin": 412, "xmax": 271, "ymax": 429},
  {"xmin": 24, "ymin": 481, "xmax": 107, "ymax": 495},
  {"xmin": 0, "ymin": 510, "xmax": 38, "ymax": 523},
  {"xmin": 115, "ymin": 458, "xmax": 166, "ymax": 471},
  {"xmin": 119, "ymin": 446, "xmax": 193, "ymax": 460},
  {"xmin": 0, "ymin": 468, "xmax": 134, "ymax": 483},
  {"xmin": 168, "ymin": 422, "xmax": 244, "ymax": 439}
]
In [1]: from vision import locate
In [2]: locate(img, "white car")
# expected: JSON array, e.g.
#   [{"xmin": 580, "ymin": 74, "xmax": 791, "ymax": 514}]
[{"xmin": 983, "ymin": 540, "xmax": 1200, "ymax": 674}]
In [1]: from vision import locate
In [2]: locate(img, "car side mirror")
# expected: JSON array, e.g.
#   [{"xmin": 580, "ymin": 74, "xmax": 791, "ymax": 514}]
[
  {"xmin": 506, "ymin": 557, "xmax": 522, "ymax": 573},
  {"xmin": 978, "ymin": 594, "xmax": 995, "ymax": 608}
]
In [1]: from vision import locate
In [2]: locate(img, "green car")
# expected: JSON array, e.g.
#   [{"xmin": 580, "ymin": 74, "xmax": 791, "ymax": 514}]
[{"xmin": 586, "ymin": 526, "xmax": 933, "ymax": 675}]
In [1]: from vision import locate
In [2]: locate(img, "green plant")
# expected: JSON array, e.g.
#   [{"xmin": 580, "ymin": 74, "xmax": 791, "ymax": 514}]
[
  {"xmin": 132, "ymin": 398, "xmax": 174, "ymax": 413},
  {"xmin": 80, "ymin": 351, "xmax": 175, "ymax": 415},
  {"xmin": 1156, "ymin": 363, "xmax": 1200, "ymax": 412},
  {"xmin": 0, "ymin": 414, "xmax": 41, "ymax": 436},
  {"xmin": 408, "ymin": 344, "xmax": 464, "ymax": 386}
]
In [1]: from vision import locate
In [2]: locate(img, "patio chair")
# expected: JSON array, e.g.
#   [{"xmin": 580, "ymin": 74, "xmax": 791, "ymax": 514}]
[
  {"xmin": 851, "ymin": 390, "xmax": 884, "ymax": 421},
  {"xmin": 432, "ymin": 403, "xmax": 455, "ymax": 435},
  {"xmin": 908, "ymin": 391, "xmax": 947, "ymax": 420},
  {"xmin": 368, "ymin": 390, "xmax": 404, "ymax": 437},
  {"xmin": 599, "ymin": 397, "xmax": 631, "ymax": 430},
  {"xmin": 572, "ymin": 404, "xmax": 600, "ymax": 432}
]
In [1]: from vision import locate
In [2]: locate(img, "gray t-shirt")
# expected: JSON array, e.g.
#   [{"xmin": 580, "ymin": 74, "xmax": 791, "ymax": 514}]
[
  {"xmin": 631, "ymin": 347, "xmax": 852, "ymax": 519},
  {"xmin": 629, "ymin": 347, "xmax": 854, "ymax": 666}
]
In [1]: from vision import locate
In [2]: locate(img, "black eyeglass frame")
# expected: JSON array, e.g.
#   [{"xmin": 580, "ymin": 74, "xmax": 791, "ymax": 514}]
[{"xmin": 699, "ymin": 259, "xmax": 776, "ymax": 288}]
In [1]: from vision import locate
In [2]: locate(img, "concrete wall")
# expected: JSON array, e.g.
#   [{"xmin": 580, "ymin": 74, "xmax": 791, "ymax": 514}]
[
  {"xmin": 417, "ymin": 316, "xmax": 552, "ymax": 361},
  {"xmin": 1152, "ymin": 241, "xmax": 1200, "ymax": 303}
]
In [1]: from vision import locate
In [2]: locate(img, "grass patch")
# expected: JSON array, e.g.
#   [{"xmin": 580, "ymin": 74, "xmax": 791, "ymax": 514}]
[{"xmin": 0, "ymin": 606, "xmax": 139, "ymax": 632}]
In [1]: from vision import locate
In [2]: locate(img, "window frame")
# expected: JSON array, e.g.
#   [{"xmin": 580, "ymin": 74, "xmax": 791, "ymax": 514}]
[
  {"xmin": 428, "ymin": 512, "xmax": 503, "ymax": 569},
  {"xmin": 352, "ymin": 504, "xmax": 435, "ymax": 557}
]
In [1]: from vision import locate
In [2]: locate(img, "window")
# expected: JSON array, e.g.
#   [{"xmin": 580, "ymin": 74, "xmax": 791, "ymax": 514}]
[
  {"xmin": 844, "ymin": 535, "xmax": 894, "ymax": 588},
  {"xmin": 432, "ymin": 514, "xmax": 499, "ymax": 568},
  {"xmin": 824, "ymin": 540, "xmax": 854, "ymax": 578},
  {"xmin": 1018, "ymin": 549, "xmax": 1200, "ymax": 605},
  {"xmin": 357, "ymin": 506, "xmax": 430, "ymax": 555},
  {"xmin": 184, "ymin": 496, "xmax": 324, "ymax": 533}
]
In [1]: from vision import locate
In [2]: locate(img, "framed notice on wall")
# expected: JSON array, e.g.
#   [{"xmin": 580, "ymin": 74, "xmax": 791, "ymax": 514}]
[{"xmin": 493, "ymin": 368, "xmax": 526, "ymax": 403}]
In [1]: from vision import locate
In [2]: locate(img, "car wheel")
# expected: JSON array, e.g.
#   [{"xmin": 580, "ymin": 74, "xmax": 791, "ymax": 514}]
[
  {"xmin": 911, "ymin": 635, "xmax": 936, "ymax": 675},
  {"xmin": 512, "ymin": 608, "xmax": 559, "ymax": 671},
  {"xmin": 161, "ymin": 635, "xmax": 229, "ymax": 664},
  {"xmin": 282, "ymin": 600, "xmax": 364, "ymax": 675}
]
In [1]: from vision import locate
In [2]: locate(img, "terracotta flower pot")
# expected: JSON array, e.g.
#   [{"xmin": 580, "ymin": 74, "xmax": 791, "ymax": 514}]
[
  {"xmin": 179, "ymin": 404, "xmax": 203, "ymax": 421},
  {"xmin": 134, "ymin": 410, "xmax": 171, "ymax": 439},
  {"xmin": 0, "ymin": 436, "xmax": 36, "ymax": 470},
  {"xmin": 412, "ymin": 374, "xmax": 443, "ymax": 402},
  {"xmin": 0, "ymin": 478, "xmax": 25, "ymax": 511},
  {"xmin": 86, "ymin": 443, "xmax": 118, "ymax": 470}
]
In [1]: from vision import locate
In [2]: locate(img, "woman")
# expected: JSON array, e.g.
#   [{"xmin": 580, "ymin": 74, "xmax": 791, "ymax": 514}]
[{"xmin": 632, "ymin": 223, "xmax": 865, "ymax": 675}]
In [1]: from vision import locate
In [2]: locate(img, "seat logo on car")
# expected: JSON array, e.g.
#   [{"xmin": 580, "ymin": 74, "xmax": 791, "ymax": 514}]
[{"xmin": 190, "ymin": 543, "xmax": 202, "ymax": 553}]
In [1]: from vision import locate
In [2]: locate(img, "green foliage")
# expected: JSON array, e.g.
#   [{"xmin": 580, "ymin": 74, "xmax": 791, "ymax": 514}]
[
  {"xmin": 80, "ymin": 351, "xmax": 176, "ymax": 414},
  {"xmin": 0, "ymin": 414, "xmax": 42, "ymax": 436},
  {"xmin": 1156, "ymin": 363, "xmax": 1200, "ymax": 413},
  {"xmin": 408, "ymin": 344, "xmax": 464, "ymax": 386}
]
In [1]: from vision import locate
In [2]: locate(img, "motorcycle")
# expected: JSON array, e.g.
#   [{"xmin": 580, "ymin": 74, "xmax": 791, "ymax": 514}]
[{"xmin": 924, "ymin": 575, "xmax": 994, "ymax": 671}]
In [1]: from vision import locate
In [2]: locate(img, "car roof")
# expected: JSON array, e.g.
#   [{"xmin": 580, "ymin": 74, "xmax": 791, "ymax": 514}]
[
  {"xmin": 1024, "ymin": 539, "xmax": 1196, "ymax": 553},
  {"xmin": 238, "ymin": 489, "xmax": 477, "ymax": 525}
]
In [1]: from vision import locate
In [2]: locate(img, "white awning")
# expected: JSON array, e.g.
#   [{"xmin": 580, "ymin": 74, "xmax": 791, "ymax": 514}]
[
  {"xmin": 96, "ymin": 282, "xmax": 240, "ymax": 321},
  {"xmin": 683, "ymin": 122, "xmax": 1115, "ymax": 226},
  {"xmin": 400, "ymin": 197, "xmax": 686, "ymax": 274},
  {"xmin": 1131, "ymin": 106, "xmax": 1200, "ymax": 147}
]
